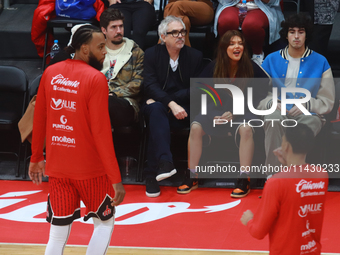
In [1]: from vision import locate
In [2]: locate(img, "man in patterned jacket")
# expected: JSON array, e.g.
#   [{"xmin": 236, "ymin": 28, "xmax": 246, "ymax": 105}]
[{"xmin": 100, "ymin": 8, "xmax": 144, "ymax": 127}]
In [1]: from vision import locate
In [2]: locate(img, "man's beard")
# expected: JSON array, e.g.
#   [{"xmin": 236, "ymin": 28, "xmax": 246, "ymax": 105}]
[
  {"xmin": 88, "ymin": 52, "xmax": 103, "ymax": 71},
  {"xmin": 111, "ymin": 34, "xmax": 123, "ymax": 45}
]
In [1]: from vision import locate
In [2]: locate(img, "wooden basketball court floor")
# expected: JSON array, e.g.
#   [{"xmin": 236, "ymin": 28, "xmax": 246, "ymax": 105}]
[
  {"xmin": 0, "ymin": 244, "xmax": 271, "ymax": 255},
  {"xmin": 1, "ymin": 182, "xmax": 339, "ymax": 255},
  {"xmin": 1, "ymin": 244, "xmax": 338, "ymax": 255}
]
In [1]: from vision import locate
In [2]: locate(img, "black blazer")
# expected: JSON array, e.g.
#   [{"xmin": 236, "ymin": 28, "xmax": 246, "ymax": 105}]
[{"xmin": 143, "ymin": 44, "xmax": 203, "ymax": 107}]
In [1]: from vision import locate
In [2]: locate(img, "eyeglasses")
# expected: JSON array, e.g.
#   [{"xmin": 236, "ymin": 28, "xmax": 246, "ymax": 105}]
[{"xmin": 166, "ymin": 29, "xmax": 187, "ymax": 37}]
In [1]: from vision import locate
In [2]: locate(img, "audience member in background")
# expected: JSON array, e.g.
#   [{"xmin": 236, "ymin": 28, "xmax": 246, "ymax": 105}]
[
  {"xmin": 107, "ymin": 0, "xmax": 156, "ymax": 49},
  {"xmin": 100, "ymin": 8, "xmax": 144, "ymax": 128},
  {"xmin": 49, "ymin": 9, "xmax": 144, "ymax": 128},
  {"xmin": 305, "ymin": 0, "xmax": 340, "ymax": 57},
  {"xmin": 241, "ymin": 124, "xmax": 328, "ymax": 255},
  {"xmin": 29, "ymin": 25, "xmax": 125, "ymax": 255},
  {"xmin": 258, "ymin": 13, "xmax": 335, "ymax": 174},
  {"xmin": 178, "ymin": 30, "xmax": 268, "ymax": 197},
  {"xmin": 142, "ymin": 16, "xmax": 203, "ymax": 198},
  {"xmin": 163, "ymin": 0, "xmax": 215, "ymax": 47},
  {"xmin": 215, "ymin": 0, "xmax": 284, "ymax": 65}
]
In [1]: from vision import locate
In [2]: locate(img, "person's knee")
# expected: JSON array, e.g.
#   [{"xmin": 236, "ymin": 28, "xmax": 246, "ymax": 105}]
[
  {"xmin": 238, "ymin": 125, "xmax": 253, "ymax": 140},
  {"xmin": 217, "ymin": 14, "xmax": 238, "ymax": 34},
  {"xmin": 144, "ymin": 102, "xmax": 167, "ymax": 117},
  {"xmin": 190, "ymin": 123, "xmax": 204, "ymax": 138},
  {"xmin": 166, "ymin": 1, "xmax": 186, "ymax": 15},
  {"xmin": 263, "ymin": 110, "xmax": 283, "ymax": 129}
]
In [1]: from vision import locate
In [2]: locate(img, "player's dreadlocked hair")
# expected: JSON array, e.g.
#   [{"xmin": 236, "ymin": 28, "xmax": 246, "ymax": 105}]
[{"xmin": 65, "ymin": 25, "xmax": 102, "ymax": 55}]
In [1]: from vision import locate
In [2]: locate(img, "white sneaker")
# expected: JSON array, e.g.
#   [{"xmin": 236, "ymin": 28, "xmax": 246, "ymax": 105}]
[{"xmin": 252, "ymin": 52, "xmax": 264, "ymax": 66}]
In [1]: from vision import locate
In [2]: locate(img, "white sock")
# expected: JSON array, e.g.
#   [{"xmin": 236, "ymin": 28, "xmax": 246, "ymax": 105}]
[
  {"xmin": 45, "ymin": 224, "xmax": 72, "ymax": 255},
  {"xmin": 86, "ymin": 217, "xmax": 115, "ymax": 255}
]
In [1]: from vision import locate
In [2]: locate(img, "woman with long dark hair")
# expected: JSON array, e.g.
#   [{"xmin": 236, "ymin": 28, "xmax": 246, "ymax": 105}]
[{"xmin": 177, "ymin": 30, "xmax": 268, "ymax": 198}]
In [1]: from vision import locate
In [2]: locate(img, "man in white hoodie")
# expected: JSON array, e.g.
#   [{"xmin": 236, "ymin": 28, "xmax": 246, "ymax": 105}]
[{"xmin": 100, "ymin": 8, "xmax": 144, "ymax": 127}]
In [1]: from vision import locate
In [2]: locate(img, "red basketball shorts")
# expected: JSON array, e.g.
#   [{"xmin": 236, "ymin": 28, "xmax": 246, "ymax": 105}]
[{"xmin": 47, "ymin": 175, "xmax": 115, "ymax": 225}]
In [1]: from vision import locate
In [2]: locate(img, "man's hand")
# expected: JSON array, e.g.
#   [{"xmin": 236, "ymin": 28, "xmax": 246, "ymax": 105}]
[
  {"xmin": 288, "ymin": 105, "xmax": 303, "ymax": 117},
  {"xmin": 273, "ymin": 147, "xmax": 287, "ymax": 166},
  {"xmin": 241, "ymin": 210, "xmax": 254, "ymax": 226},
  {"xmin": 214, "ymin": 111, "xmax": 233, "ymax": 124},
  {"xmin": 29, "ymin": 160, "xmax": 45, "ymax": 185},
  {"xmin": 146, "ymin": 98, "xmax": 156, "ymax": 105},
  {"xmin": 111, "ymin": 182, "xmax": 126, "ymax": 206},
  {"xmin": 168, "ymin": 101, "xmax": 187, "ymax": 120},
  {"xmin": 108, "ymin": 0, "xmax": 121, "ymax": 5}
]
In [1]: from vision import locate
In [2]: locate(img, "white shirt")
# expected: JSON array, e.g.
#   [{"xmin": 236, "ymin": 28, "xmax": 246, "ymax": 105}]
[
  {"xmin": 101, "ymin": 43, "xmax": 126, "ymax": 82},
  {"xmin": 170, "ymin": 57, "xmax": 179, "ymax": 72},
  {"xmin": 284, "ymin": 52, "xmax": 300, "ymax": 91}
]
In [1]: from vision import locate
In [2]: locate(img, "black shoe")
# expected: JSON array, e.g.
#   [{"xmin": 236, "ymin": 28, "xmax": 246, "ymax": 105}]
[
  {"xmin": 177, "ymin": 172, "xmax": 198, "ymax": 194},
  {"xmin": 145, "ymin": 177, "xmax": 160, "ymax": 197},
  {"xmin": 230, "ymin": 173, "xmax": 250, "ymax": 198},
  {"xmin": 156, "ymin": 160, "xmax": 177, "ymax": 182}
]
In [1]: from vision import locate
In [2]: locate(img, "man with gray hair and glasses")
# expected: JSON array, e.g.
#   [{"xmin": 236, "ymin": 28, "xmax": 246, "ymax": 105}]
[{"xmin": 142, "ymin": 15, "xmax": 203, "ymax": 197}]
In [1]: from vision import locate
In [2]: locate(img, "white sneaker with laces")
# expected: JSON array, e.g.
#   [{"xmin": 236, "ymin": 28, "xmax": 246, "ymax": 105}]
[{"xmin": 252, "ymin": 52, "xmax": 264, "ymax": 66}]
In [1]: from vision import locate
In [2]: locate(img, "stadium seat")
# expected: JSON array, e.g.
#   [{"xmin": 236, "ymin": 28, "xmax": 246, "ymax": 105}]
[{"xmin": 0, "ymin": 66, "xmax": 28, "ymax": 177}]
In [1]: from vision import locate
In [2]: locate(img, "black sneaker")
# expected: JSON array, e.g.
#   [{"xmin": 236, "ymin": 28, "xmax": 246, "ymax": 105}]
[
  {"xmin": 177, "ymin": 172, "xmax": 198, "ymax": 194},
  {"xmin": 156, "ymin": 160, "xmax": 177, "ymax": 182},
  {"xmin": 145, "ymin": 177, "xmax": 160, "ymax": 197},
  {"xmin": 230, "ymin": 173, "xmax": 250, "ymax": 198}
]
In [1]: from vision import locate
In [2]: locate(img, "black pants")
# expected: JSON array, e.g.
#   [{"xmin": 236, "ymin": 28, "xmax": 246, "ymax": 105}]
[
  {"xmin": 108, "ymin": 95, "xmax": 135, "ymax": 127},
  {"xmin": 109, "ymin": 1, "xmax": 156, "ymax": 49},
  {"xmin": 142, "ymin": 102, "xmax": 190, "ymax": 177},
  {"xmin": 303, "ymin": 0, "xmax": 333, "ymax": 57}
]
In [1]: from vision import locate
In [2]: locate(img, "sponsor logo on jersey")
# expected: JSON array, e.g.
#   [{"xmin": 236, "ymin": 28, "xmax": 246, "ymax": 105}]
[
  {"xmin": 103, "ymin": 205, "xmax": 112, "ymax": 217},
  {"xmin": 51, "ymin": 74, "xmax": 80, "ymax": 88},
  {"xmin": 51, "ymin": 136, "xmax": 76, "ymax": 148},
  {"xmin": 296, "ymin": 179, "xmax": 325, "ymax": 193},
  {"xmin": 51, "ymin": 98, "xmax": 76, "ymax": 112},
  {"xmin": 302, "ymin": 220, "xmax": 316, "ymax": 237},
  {"xmin": 52, "ymin": 115, "xmax": 73, "ymax": 131},
  {"xmin": 301, "ymin": 240, "xmax": 316, "ymax": 251},
  {"xmin": 298, "ymin": 203, "xmax": 323, "ymax": 218}
]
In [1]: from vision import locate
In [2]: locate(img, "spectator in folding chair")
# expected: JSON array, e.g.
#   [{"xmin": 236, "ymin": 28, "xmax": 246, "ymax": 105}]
[
  {"xmin": 100, "ymin": 8, "xmax": 144, "ymax": 128},
  {"xmin": 142, "ymin": 15, "xmax": 203, "ymax": 197},
  {"xmin": 258, "ymin": 13, "xmax": 335, "ymax": 176},
  {"xmin": 178, "ymin": 30, "xmax": 268, "ymax": 197}
]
